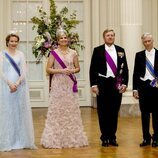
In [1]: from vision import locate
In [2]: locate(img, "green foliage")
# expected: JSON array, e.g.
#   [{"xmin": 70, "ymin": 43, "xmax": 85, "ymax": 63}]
[{"xmin": 31, "ymin": 0, "xmax": 83, "ymax": 63}]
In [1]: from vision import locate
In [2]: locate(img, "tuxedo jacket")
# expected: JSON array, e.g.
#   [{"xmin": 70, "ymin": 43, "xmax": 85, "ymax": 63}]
[
  {"xmin": 133, "ymin": 48, "xmax": 158, "ymax": 90},
  {"xmin": 89, "ymin": 44, "xmax": 129, "ymax": 87}
]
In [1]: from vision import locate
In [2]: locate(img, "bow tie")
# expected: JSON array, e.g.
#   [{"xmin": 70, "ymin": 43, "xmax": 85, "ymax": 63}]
[{"xmin": 107, "ymin": 48, "xmax": 113, "ymax": 51}]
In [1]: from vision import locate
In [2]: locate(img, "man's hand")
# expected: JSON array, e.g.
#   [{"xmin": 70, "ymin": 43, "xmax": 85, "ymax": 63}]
[
  {"xmin": 119, "ymin": 84, "xmax": 127, "ymax": 93},
  {"xmin": 133, "ymin": 90, "xmax": 139, "ymax": 99},
  {"xmin": 91, "ymin": 86, "xmax": 99, "ymax": 95}
]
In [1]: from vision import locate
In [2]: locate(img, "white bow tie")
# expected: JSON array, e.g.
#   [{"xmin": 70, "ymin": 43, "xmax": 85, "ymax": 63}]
[{"xmin": 107, "ymin": 48, "xmax": 113, "ymax": 51}]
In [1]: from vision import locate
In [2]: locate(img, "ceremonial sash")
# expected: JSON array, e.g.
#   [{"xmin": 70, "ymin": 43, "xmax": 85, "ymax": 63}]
[
  {"xmin": 50, "ymin": 50, "xmax": 78, "ymax": 93},
  {"xmin": 4, "ymin": 52, "xmax": 21, "ymax": 76},
  {"xmin": 105, "ymin": 49, "xmax": 122, "ymax": 89},
  {"xmin": 105, "ymin": 49, "xmax": 117, "ymax": 75},
  {"xmin": 146, "ymin": 56, "xmax": 158, "ymax": 87}
]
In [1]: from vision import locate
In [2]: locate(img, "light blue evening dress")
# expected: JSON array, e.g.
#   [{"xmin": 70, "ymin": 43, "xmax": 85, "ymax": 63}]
[{"xmin": 0, "ymin": 50, "xmax": 36, "ymax": 151}]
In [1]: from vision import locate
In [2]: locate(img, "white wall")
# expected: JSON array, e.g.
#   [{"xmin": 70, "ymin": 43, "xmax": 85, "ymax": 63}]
[{"xmin": 0, "ymin": 0, "xmax": 158, "ymax": 106}]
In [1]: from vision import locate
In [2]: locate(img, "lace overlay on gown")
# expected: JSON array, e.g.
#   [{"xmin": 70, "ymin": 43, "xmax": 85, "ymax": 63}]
[
  {"xmin": 41, "ymin": 49, "xmax": 88, "ymax": 148},
  {"xmin": 0, "ymin": 51, "xmax": 36, "ymax": 151}
]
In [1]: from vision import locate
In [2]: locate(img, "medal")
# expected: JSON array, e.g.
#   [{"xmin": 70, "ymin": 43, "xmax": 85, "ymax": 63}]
[{"xmin": 156, "ymin": 78, "xmax": 158, "ymax": 88}]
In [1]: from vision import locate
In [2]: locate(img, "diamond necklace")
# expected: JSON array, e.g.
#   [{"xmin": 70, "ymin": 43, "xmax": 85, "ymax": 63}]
[{"xmin": 58, "ymin": 48, "xmax": 69, "ymax": 55}]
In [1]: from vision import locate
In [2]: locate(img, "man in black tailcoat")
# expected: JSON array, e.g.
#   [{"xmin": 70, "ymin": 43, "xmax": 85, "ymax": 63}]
[
  {"xmin": 89, "ymin": 29, "xmax": 129, "ymax": 147},
  {"xmin": 133, "ymin": 33, "xmax": 158, "ymax": 147}
]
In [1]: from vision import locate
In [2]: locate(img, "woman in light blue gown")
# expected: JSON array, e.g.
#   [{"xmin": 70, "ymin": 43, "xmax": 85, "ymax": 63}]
[{"xmin": 0, "ymin": 33, "xmax": 36, "ymax": 151}]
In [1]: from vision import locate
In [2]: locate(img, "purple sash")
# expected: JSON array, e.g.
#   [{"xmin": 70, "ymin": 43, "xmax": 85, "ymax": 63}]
[
  {"xmin": 50, "ymin": 50, "xmax": 78, "ymax": 93},
  {"xmin": 105, "ymin": 49, "xmax": 117, "ymax": 75},
  {"xmin": 105, "ymin": 50, "xmax": 122, "ymax": 89}
]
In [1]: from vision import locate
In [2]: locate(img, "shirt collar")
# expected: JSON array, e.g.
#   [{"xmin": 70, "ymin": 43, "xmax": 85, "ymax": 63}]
[
  {"xmin": 105, "ymin": 44, "xmax": 115, "ymax": 51},
  {"xmin": 145, "ymin": 48, "xmax": 155, "ymax": 55}
]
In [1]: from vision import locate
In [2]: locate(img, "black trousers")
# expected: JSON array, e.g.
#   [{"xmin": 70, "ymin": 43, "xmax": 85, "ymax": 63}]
[
  {"xmin": 141, "ymin": 112, "xmax": 158, "ymax": 140},
  {"xmin": 138, "ymin": 80, "xmax": 158, "ymax": 141},
  {"xmin": 97, "ymin": 77, "xmax": 122, "ymax": 141}
]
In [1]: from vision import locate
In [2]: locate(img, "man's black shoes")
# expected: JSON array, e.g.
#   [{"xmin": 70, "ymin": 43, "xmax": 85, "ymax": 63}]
[
  {"xmin": 102, "ymin": 140, "xmax": 109, "ymax": 147},
  {"xmin": 152, "ymin": 140, "xmax": 158, "ymax": 147},
  {"xmin": 140, "ymin": 139, "xmax": 158, "ymax": 147},
  {"xmin": 109, "ymin": 139, "xmax": 119, "ymax": 146},
  {"xmin": 140, "ymin": 140, "xmax": 151, "ymax": 147},
  {"xmin": 102, "ymin": 139, "xmax": 118, "ymax": 147}
]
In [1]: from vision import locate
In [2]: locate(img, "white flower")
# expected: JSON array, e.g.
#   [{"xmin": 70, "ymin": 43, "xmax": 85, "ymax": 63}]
[
  {"xmin": 44, "ymin": 17, "xmax": 51, "ymax": 26},
  {"xmin": 34, "ymin": 35, "xmax": 45, "ymax": 48},
  {"xmin": 45, "ymin": 32, "xmax": 52, "ymax": 41}
]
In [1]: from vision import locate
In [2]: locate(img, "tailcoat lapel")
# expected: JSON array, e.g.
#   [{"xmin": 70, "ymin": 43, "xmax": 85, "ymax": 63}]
[{"xmin": 154, "ymin": 49, "xmax": 158, "ymax": 76}]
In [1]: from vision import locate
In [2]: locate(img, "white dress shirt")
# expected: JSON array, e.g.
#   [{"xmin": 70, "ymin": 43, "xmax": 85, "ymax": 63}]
[{"xmin": 140, "ymin": 48, "xmax": 155, "ymax": 81}]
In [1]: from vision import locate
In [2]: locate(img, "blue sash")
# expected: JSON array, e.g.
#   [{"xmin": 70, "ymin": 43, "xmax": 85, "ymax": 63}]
[
  {"xmin": 4, "ymin": 52, "xmax": 21, "ymax": 76},
  {"xmin": 146, "ymin": 57, "xmax": 158, "ymax": 87}
]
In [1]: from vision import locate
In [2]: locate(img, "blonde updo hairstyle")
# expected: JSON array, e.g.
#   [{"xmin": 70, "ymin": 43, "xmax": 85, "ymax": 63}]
[{"xmin": 56, "ymin": 28, "xmax": 68, "ymax": 41}]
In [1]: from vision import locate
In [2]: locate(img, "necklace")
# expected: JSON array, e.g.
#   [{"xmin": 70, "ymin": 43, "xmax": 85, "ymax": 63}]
[{"xmin": 58, "ymin": 48, "xmax": 69, "ymax": 55}]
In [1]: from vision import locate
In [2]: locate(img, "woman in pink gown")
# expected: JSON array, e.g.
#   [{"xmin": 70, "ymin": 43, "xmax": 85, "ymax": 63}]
[{"xmin": 41, "ymin": 28, "xmax": 88, "ymax": 148}]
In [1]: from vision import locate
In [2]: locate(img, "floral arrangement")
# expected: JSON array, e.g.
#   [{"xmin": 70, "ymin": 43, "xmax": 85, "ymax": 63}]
[{"xmin": 31, "ymin": 0, "xmax": 83, "ymax": 63}]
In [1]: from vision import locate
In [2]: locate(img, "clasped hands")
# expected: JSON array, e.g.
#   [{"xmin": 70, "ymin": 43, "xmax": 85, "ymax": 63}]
[
  {"xmin": 62, "ymin": 68, "xmax": 75, "ymax": 75},
  {"xmin": 8, "ymin": 81, "xmax": 20, "ymax": 93}
]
